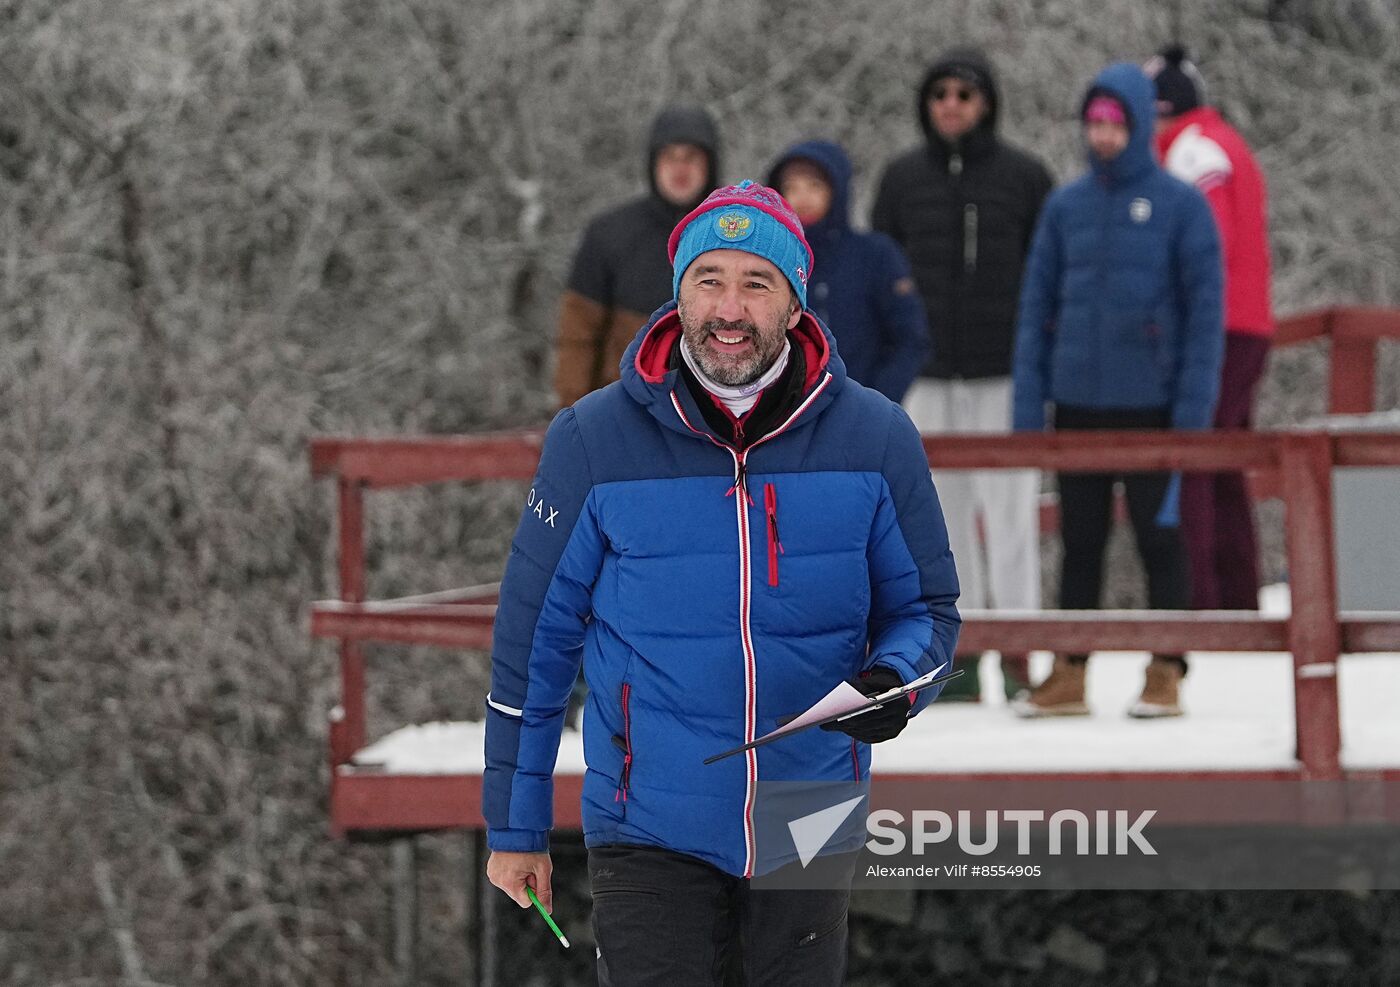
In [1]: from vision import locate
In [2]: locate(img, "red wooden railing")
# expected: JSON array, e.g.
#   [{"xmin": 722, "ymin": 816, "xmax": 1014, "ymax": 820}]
[
  {"xmin": 312, "ymin": 430, "xmax": 1400, "ymax": 781},
  {"xmin": 310, "ymin": 307, "xmax": 1400, "ymax": 834},
  {"xmin": 1273, "ymin": 305, "xmax": 1397, "ymax": 415}
]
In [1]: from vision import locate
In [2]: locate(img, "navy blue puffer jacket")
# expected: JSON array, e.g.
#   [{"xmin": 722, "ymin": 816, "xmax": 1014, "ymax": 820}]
[
  {"xmin": 484, "ymin": 305, "xmax": 961, "ymax": 877},
  {"xmin": 1012, "ymin": 63, "xmax": 1224, "ymax": 431},
  {"xmin": 767, "ymin": 140, "xmax": 929, "ymax": 403}
]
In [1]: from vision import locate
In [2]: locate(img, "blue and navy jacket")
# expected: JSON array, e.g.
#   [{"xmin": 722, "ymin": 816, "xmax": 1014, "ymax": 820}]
[
  {"xmin": 484, "ymin": 305, "xmax": 961, "ymax": 877},
  {"xmin": 766, "ymin": 141, "xmax": 929, "ymax": 403},
  {"xmin": 1012, "ymin": 63, "xmax": 1224, "ymax": 431}
]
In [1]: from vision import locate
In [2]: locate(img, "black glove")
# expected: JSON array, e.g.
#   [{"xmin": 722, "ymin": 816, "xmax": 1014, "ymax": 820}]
[{"xmin": 820, "ymin": 665, "xmax": 912, "ymax": 744}]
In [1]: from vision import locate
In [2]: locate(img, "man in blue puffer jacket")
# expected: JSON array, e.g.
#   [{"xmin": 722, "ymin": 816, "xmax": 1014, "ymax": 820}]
[
  {"xmin": 1011, "ymin": 63, "xmax": 1223, "ymax": 719},
  {"xmin": 484, "ymin": 180, "xmax": 961, "ymax": 984},
  {"xmin": 765, "ymin": 140, "xmax": 929, "ymax": 402}
]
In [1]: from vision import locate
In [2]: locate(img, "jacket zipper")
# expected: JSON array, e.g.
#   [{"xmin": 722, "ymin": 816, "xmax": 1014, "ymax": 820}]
[
  {"xmin": 764, "ymin": 482, "xmax": 783, "ymax": 587},
  {"xmin": 732, "ymin": 448, "xmax": 759, "ymax": 876},
  {"xmin": 963, "ymin": 203, "xmax": 978, "ymax": 274},
  {"xmin": 949, "ymin": 151, "xmax": 964, "ymax": 373},
  {"xmin": 614, "ymin": 682, "xmax": 633, "ymax": 803},
  {"xmin": 670, "ymin": 374, "xmax": 833, "ymax": 877},
  {"xmin": 1094, "ymin": 185, "xmax": 1114, "ymax": 394}
]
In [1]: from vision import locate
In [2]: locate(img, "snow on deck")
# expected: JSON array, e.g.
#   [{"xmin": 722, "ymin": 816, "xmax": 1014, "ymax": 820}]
[{"xmin": 347, "ymin": 586, "xmax": 1399, "ymax": 776}]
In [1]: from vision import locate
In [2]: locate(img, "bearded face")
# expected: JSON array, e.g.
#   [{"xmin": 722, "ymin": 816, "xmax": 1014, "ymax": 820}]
[{"xmin": 676, "ymin": 250, "xmax": 800, "ymax": 387}]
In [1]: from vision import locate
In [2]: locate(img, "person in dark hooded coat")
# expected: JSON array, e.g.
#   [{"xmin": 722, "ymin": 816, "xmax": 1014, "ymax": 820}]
[
  {"xmin": 766, "ymin": 140, "xmax": 928, "ymax": 403},
  {"xmin": 871, "ymin": 48, "xmax": 1054, "ymax": 703},
  {"xmin": 554, "ymin": 105, "xmax": 721, "ymax": 407}
]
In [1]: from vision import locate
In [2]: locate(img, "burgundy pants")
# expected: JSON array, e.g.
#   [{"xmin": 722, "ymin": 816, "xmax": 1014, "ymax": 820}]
[{"xmin": 1180, "ymin": 332, "xmax": 1272, "ymax": 610}]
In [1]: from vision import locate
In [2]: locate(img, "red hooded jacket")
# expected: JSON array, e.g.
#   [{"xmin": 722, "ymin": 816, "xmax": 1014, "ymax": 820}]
[{"xmin": 1156, "ymin": 107, "xmax": 1274, "ymax": 337}]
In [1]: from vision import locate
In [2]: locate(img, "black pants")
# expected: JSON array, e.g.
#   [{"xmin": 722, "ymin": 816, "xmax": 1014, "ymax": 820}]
[
  {"xmin": 1054, "ymin": 405, "xmax": 1189, "ymax": 665},
  {"xmin": 589, "ymin": 844, "xmax": 852, "ymax": 986}
]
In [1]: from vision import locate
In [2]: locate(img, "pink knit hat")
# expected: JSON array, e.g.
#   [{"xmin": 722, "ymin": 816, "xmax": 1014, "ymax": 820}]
[{"xmin": 1084, "ymin": 95, "xmax": 1127, "ymax": 125}]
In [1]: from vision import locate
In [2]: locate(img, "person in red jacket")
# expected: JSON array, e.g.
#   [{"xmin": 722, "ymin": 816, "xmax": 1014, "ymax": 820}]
[{"xmin": 1146, "ymin": 45, "xmax": 1275, "ymax": 611}]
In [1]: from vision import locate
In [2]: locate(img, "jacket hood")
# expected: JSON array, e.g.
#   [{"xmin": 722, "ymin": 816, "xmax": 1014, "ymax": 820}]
[
  {"xmin": 918, "ymin": 47, "xmax": 1000, "ymax": 148},
  {"xmin": 647, "ymin": 104, "xmax": 721, "ymax": 210},
  {"xmin": 764, "ymin": 139, "xmax": 853, "ymax": 239},
  {"xmin": 1082, "ymin": 62, "xmax": 1157, "ymax": 185},
  {"xmin": 621, "ymin": 301, "xmax": 845, "ymax": 437}
]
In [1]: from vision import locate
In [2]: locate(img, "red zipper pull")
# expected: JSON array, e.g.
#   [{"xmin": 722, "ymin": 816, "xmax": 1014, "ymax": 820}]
[
  {"xmin": 615, "ymin": 752, "xmax": 633, "ymax": 803},
  {"xmin": 615, "ymin": 684, "xmax": 633, "ymax": 802},
  {"xmin": 765, "ymin": 485, "xmax": 783, "ymax": 551},
  {"xmin": 727, "ymin": 457, "xmax": 753, "ymax": 504},
  {"xmin": 765, "ymin": 482, "xmax": 783, "ymax": 587}
]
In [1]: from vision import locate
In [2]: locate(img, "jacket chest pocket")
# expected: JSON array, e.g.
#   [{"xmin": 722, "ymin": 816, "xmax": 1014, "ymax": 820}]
[{"xmin": 763, "ymin": 482, "xmax": 783, "ymax": 588}]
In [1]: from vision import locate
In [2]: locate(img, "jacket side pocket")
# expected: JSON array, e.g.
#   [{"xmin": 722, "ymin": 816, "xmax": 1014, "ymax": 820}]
[{"xmin": 613, "ymin": 683, "xmax": 633, "ymax": 803}]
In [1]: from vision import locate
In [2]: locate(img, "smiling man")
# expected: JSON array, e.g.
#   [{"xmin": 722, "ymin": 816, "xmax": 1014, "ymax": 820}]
[
  {"xmin": 484, "ymin": 180, "xmax": 961, "ymax": 984},
  {"xmin": 677, "ymin": 252, "xmax": 797, "ymax": 389}
]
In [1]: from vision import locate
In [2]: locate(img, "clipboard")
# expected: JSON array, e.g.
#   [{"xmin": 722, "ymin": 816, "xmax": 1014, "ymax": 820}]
[{"xmin": 702, "ymin": 666, "xmax": 965, "ymax": 765}]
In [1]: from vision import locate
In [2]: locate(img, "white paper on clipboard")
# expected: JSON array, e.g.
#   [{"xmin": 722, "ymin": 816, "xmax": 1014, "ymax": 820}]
[{"xmin": 756, "ymin": 661, "xmax": 949, "ymax": 743}]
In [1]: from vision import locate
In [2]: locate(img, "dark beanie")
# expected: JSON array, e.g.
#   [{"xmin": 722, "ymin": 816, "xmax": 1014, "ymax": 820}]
[
  {"xmin": 1144, "ymin": 44, "xmax": 1205, "ymax": 117},
  {"xmin": 929, "ymin": 56, "xmax": 993, "ymax": 96}
]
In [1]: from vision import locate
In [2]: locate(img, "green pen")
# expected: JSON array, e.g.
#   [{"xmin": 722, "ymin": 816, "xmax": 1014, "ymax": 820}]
[{"xmin": 525, "ymin": 886, "xmax": 570, "ymax": 948}]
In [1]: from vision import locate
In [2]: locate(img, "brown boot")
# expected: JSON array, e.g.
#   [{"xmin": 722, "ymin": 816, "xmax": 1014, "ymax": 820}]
[
  {"xmin": 1128, "ymin": 656, "xmax": 1185, "ymax": 718},
  {"xmin": 1012, "ymin": 655, "xmax": 1089, "ymax": 718}
]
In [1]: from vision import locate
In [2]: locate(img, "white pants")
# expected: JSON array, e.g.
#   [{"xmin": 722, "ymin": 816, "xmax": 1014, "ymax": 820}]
[{"xmin": 904, "ymin": 377, "xmax": 1041, "ymax": 614}]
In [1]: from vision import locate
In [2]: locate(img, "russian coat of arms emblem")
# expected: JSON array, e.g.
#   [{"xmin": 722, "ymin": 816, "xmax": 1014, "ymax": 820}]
[{"xmin": 715, "ymin": 212, "xmax": 753, "ymax": 240}]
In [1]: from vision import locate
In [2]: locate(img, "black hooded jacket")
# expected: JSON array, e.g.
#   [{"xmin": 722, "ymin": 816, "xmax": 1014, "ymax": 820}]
[
  {"xmin": 872, "ymin": 49, "xmax": 1053, "ymax": 380},
  {"xmin": 555, "ymin": 105, "xmax": 721, "ymax": 406}
]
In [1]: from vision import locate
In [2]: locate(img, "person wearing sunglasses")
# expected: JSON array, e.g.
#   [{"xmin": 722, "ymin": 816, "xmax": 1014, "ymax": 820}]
[{"xmin": 872, "ymin": 48, "xmax": 1054, "ymax": 706}]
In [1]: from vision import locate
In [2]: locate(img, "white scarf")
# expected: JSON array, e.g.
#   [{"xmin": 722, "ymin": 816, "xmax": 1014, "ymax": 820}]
[{"xmin": 680, "ymin": 336, "xmax": 791, "ymax": 418}]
